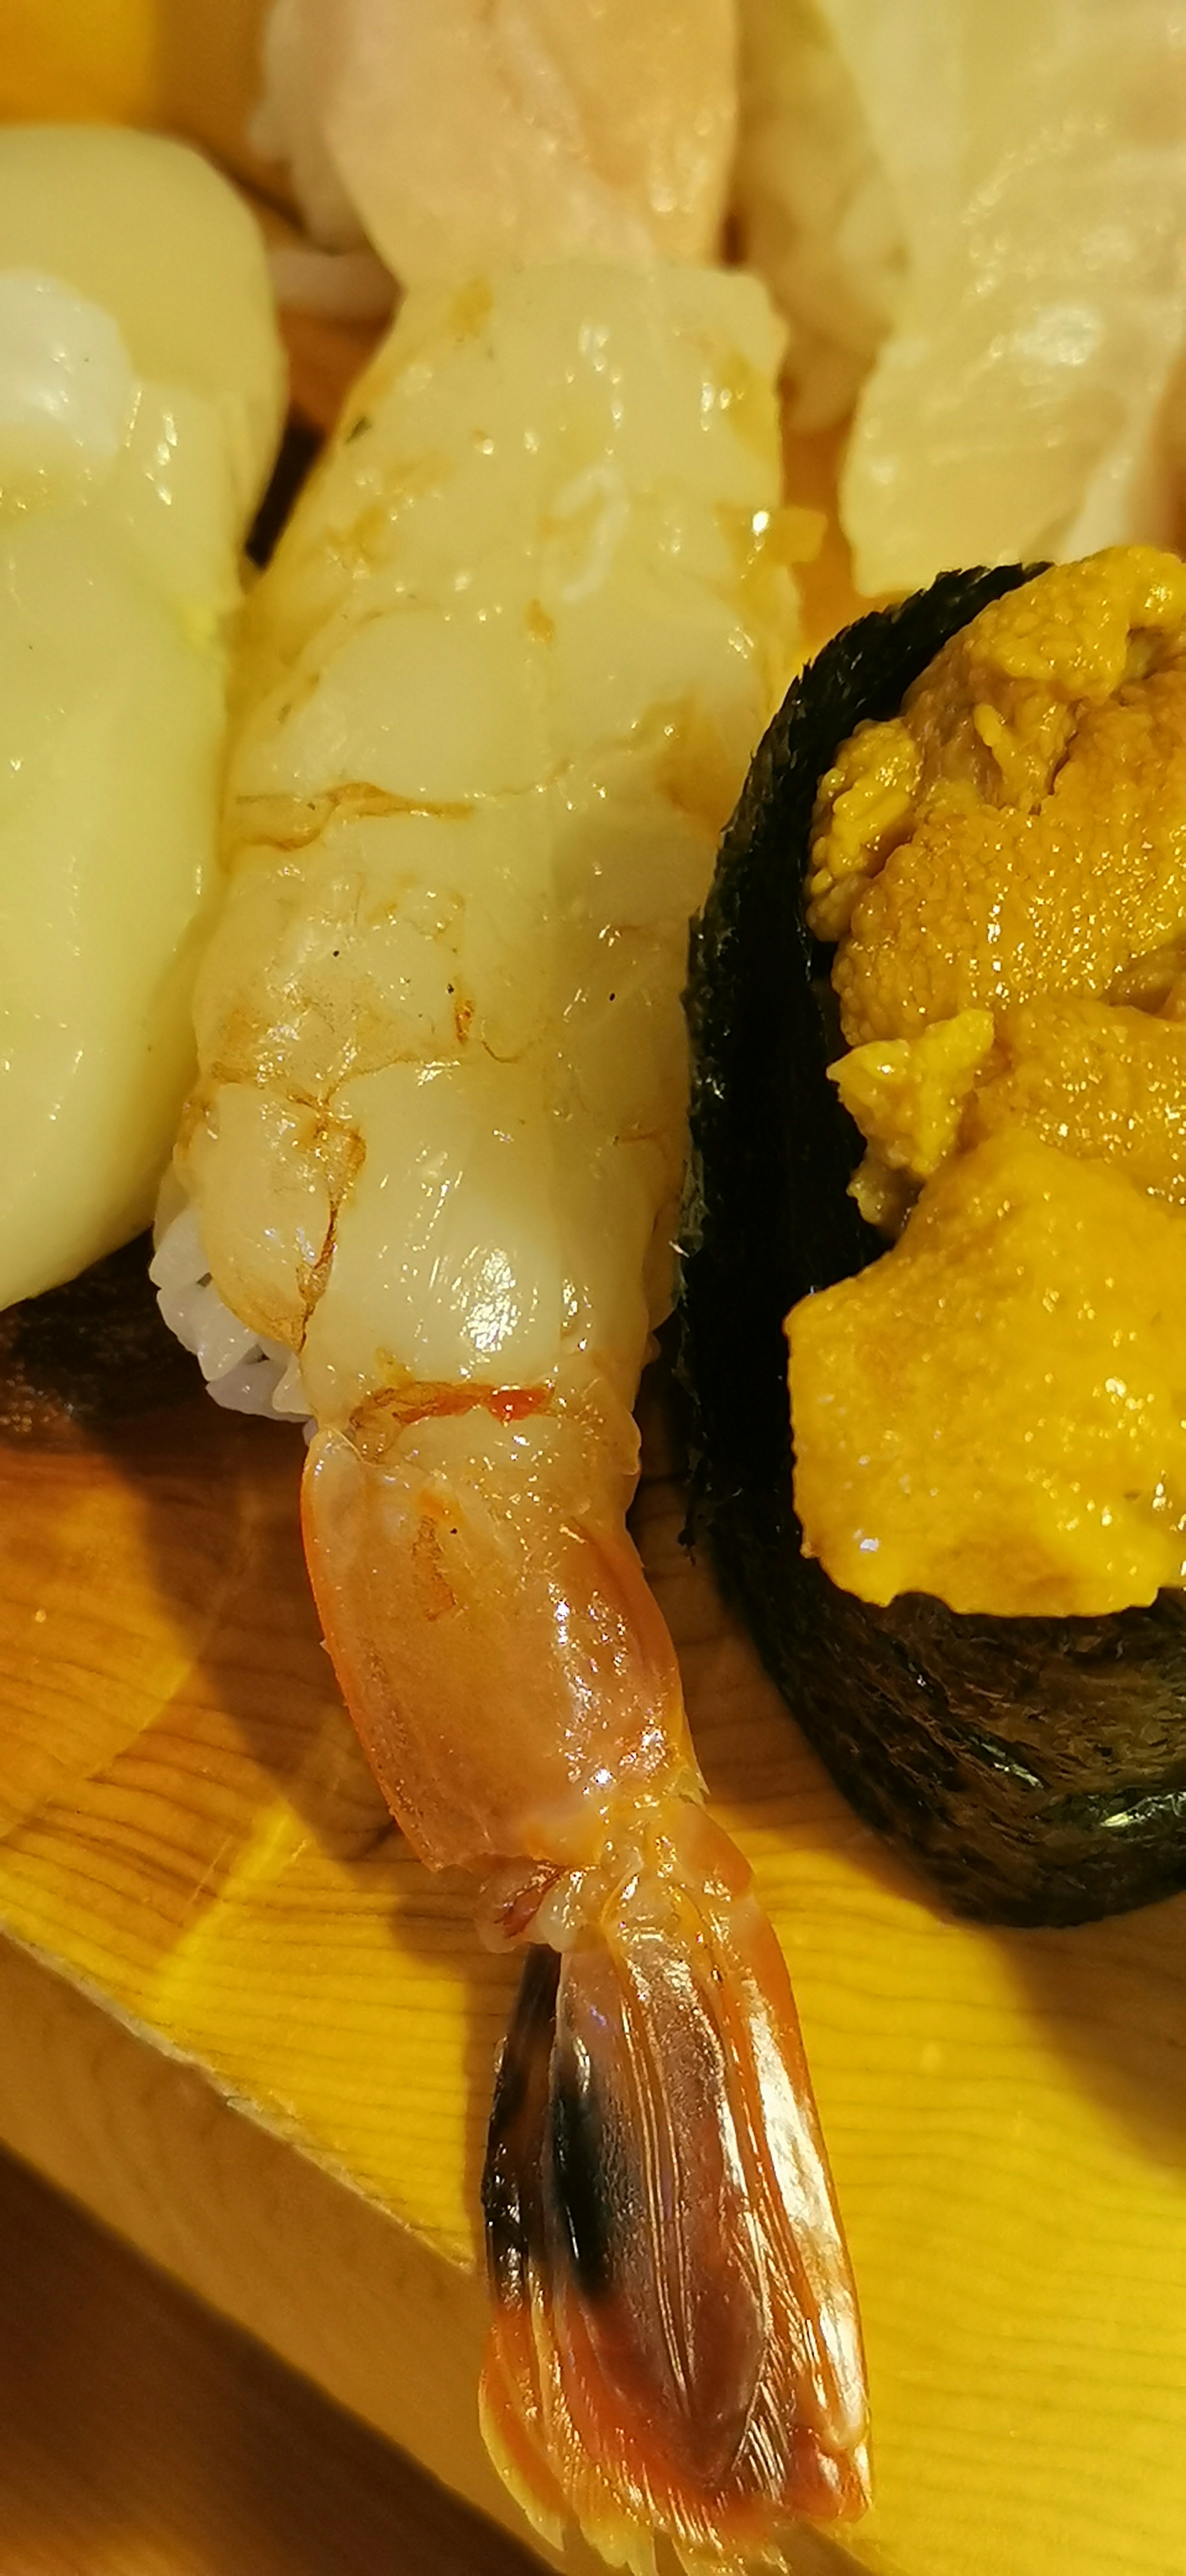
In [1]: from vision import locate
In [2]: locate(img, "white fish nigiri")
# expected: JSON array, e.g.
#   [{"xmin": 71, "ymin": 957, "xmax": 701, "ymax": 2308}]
[
  {"xmin": 0, "ymin": 125, "xmax": 284, "ymax": 1312},
  {"xmin": 256, "ymin": 0, "xmax": 738, "ymax": 277},
  {"xmin": 738, "ymin": 0, "xmax": 1186, "ymax": 592}
]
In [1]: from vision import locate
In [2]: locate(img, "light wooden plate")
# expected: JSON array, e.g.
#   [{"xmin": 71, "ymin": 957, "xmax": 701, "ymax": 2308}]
[{"xmin": 0, "ymin": 311, "xmax": 1183, "ymax": 2576}]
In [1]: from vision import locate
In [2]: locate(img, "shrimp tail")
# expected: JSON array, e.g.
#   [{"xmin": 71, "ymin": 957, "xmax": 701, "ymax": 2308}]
[
  {"xmin": 301, "ymin": 1430, "xmax": 868, "ymax": 2562},
  {"xmin": 480, "ymin": 1804, "xmax": 870, "ymax": 2573}
]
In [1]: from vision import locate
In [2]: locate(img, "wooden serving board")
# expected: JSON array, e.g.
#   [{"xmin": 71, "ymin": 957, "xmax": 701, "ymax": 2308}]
[{"xmin": 0, "ymin": 312, "xmax": 1183, "ymax": 2576}]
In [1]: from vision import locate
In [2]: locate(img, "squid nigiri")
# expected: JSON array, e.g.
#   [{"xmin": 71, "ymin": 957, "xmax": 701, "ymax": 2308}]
[
  {"xmin": 155, "ymin": 263, "xmax": 869, "ymax": 2568},
  {"xmin": 0, "ymin": 124, "xmax": 284, "ymax": 1313}
]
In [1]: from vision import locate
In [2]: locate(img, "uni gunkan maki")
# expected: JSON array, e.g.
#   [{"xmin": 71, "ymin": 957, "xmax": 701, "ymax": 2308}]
[{"xmin": 681, "ymin": 547, "xmax": 1186, "ymax": 1929}]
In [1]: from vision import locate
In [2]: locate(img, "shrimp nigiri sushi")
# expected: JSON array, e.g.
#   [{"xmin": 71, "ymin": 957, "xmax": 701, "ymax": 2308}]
[{"xmin": 155, "ymin": 265, "xmax": 869, "ymax": 2567}]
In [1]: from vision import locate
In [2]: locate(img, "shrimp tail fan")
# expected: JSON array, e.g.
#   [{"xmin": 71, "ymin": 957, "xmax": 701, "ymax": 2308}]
[{"xmin": 480, "ymin": 1813, "xmax": 870, "ymax": 2573}]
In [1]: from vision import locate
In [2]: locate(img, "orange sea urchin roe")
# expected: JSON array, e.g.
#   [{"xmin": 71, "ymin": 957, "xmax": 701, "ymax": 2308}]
[
  {"xmin": 791, "ymin": 546, "xmax": 1186, "ymax": 1613},
  {"xmin": 965, "ymin": 999, "xmax": 1186, "ymax": 1206},
  {"xmin": 832, "ymin": 994, "xmax": 1186, "ymax": 1227},
  {"xmin": 807, "ymin": 547, "xmax": 1186, "ymax": 1044},
  {"xmin": 788, "ymin": 1136, "xmax": 1186, "ymax": 1618}
]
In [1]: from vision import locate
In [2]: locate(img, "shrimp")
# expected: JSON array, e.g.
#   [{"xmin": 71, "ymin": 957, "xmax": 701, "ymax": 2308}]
[{"xmin": 157, "ymin": 264, "xmax": 869, "ymax": 2569}]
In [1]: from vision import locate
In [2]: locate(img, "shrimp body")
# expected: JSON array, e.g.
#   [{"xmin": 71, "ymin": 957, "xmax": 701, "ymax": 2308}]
[{"xmin": 164, "ymin": 265, "xmax": 869, "ymax": 2567}]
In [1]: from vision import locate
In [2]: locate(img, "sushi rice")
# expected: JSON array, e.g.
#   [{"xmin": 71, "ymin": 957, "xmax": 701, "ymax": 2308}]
[{"xmin": 151, "ymin": 1189, "xmax": 312, "ymax": 1424}]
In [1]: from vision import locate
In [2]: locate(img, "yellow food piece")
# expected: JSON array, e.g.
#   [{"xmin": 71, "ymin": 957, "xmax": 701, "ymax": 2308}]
[
  {"xmin": 808, "ymin": 548, "xmax": 1186, "ymax": 1046},
  {"xmin": 832, "ymin": 1009, "xmax": 994, "ymax": 1228},
  {"xmin": 797, "ymin": 547, "xmax": 1186, "ymax": 1613},
  {"xmin": 789, "ymin": 1134, "xmax": 1186, "ymax": 1619},
  {"xmin": 0, "ymin": 0, "xmax": 157, "ymax": 125},
  {"xmin": 805, "ymin": 717, "xmax": 921, "ymax": 943},
  {"xmin": 966, "ymin": 999, "xmax": 1186, "ymax": 1206},
  {"xmin": 838, "ymin": 991, "xmax": 1186, "ymax": 1223}
]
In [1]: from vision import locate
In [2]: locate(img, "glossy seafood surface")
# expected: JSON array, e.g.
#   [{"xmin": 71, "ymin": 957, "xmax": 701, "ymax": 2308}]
[
  {"xmin": 792, "ymin": 549, "xmax": 1186, "ymax": 1618},
  {"xmin": 181, "ymin": 263, "xmax": 800, "ymax": 1428},
  {"xmin": 0, "ymin": 125, "xmax": 283, "ymax": 1311},
  {"xmin": 259, "ymin": 0, "xmax": 738, "ymax": 274},
  {"xmin": 479, "ymin": 1807, "xmax": 869, "ymax": 2565},
  {"xmin": 682, "ymin": 565, "xmax": 1186, "ymax": 1926},
  {"xmin": 164, "ymin": 264, "xmax": 871, "ymax": 2566},
  {"xmin": 736, "ymin": 0, "xmax": 1186, "ymax": 589},
  {"xmin": 790, "ymin": 1136, "xmax": 1186, "ymax": 1615}
]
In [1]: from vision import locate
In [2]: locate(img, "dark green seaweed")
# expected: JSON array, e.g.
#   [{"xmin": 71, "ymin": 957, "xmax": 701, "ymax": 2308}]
[{"xmin": 680, "ymin": 566, "xmax": 1186, "ymax": 1929}]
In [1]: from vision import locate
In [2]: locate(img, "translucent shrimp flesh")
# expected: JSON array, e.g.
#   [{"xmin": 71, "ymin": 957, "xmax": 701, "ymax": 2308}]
[{"xmin": 158, "ymin": 264, "xmax": 869, "ymax": 2569}]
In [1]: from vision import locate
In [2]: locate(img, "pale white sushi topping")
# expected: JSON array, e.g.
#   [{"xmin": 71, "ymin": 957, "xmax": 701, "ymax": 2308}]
[
  {"xmin": 172, "ymin": 264, "xmax": 802, "ymax": 1436},
  {"xmin": 735, "ymin": 0, "xmax": 902, "ymax": 433},
  {"xmin": 0, "ymin": 272, "xmax": 138, "ymax": 496},
  {"xmin": 0, "ymin": 128, "xmax": 285, "ymax": 1315},
  {"xmin": 738, "ymin": 0, "xmax": 1186, "ymax": 591},
  {"xmin": 253, "ymin": 0, "xmax": 738, "ymax": 278}
]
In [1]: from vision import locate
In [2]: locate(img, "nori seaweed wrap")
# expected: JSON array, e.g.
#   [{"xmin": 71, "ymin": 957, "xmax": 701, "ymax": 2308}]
[{"xmin": 680, "ymin": 566, "xmax": 1186, "ymax": 1930}]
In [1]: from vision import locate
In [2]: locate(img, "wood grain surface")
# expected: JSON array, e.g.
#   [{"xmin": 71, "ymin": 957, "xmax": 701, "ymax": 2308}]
[
  {"xmin": 0, "ymin": 2141, "xmax": 541, "ymax": 2576},
  {"xmin": 1, "ymin": 1338, "xmax": 1185, "ymax": 2576},
  {"xmin": 0, "ymin": 274, "xmax": 1183, "ymax": 2576}
]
